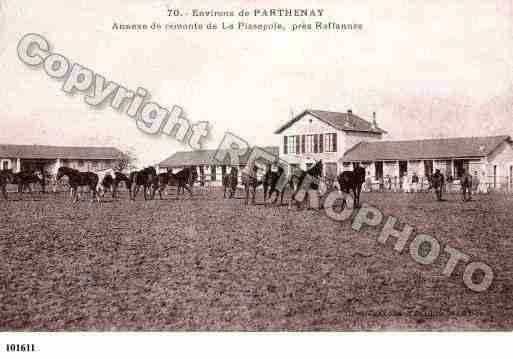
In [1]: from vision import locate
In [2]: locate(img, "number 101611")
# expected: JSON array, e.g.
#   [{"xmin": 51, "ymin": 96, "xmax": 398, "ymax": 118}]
[{"xmin": 6, "ymin": 344, "xmax": 35, "ymax": 352}]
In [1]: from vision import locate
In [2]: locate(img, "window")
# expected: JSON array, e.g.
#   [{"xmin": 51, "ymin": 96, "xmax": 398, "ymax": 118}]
[
  {"xmin": 287, "ymin": 135, "xmax": 297, "ymax": 154},
  {"xmin": 2, "ymin": 160, "xmax": 9, "ymax": 170},
  {"xmin": 324, "ymin": 133, "xmax": 337, "ymax": 152},
  {"xmin": 78, "ymin": 160, "xmax": 84, "ymax": 167},
  {"xmin": 92, "ymin": 162, "xmax": 98, "ymax": 169},
  {"xmin": 305, "ymin": 135, "xmax": 314, "ymax": 153}
]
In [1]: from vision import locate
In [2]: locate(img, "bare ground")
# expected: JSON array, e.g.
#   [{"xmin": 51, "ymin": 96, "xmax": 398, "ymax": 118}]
[{"xmin": 1, "ymin": 188, "xmax": 512, "ymax": 331}]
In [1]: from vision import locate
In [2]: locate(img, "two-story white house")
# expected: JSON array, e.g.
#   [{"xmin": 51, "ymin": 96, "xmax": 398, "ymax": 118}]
[{"xmin": 274, "ymin": 109, "xmax": 387, "ymax": 177}]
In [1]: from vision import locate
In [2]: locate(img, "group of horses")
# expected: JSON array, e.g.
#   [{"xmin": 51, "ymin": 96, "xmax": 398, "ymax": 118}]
[
  {"xmin": 1, "ymin": 160, "xmax": 367, "ymax": 209},
  {"xmin": 222, "ymin": 160, "xmax": 366, "ymax": 208},
  {"xmin": 0, "ymin": 165, "xmax": 198, "ymax": 203},
  {"xmin": 3, "ymin": 160, "xmax": 473, "ymax": 206}
]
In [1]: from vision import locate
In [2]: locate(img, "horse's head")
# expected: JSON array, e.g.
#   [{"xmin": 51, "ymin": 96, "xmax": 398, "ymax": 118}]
[
  {"xmin": 2, "ymin": 169, "xmax": 14, "ymax": 183},
  {"xmin": 307, "ymin": 160, "xmax": 323, "ymax": 178},
  {"xmin": 56, "ymin": 167, "xmax": 66, "ymax": 180}
]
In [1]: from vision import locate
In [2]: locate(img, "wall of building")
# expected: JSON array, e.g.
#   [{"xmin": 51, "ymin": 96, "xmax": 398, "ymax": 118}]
[
  {"xmin": 279, "ymin": 113, "xmax": 342, "ymax": 174},
  {"xmin": 485, "ymin": 141, "xmax": 513, "ymax": 189},
  {"xmin": 0, "ymin": 158, "xmax": 15, "ymax": 170},
  {"xmin": 279, "ymin": 113, "xmax": 383, "ymax": 176},
  {"xmin": 344, "ymin": 131, "xmax": 383, "ymax": 153},
  {"xmin": 37, "ymin": 159, "xmax": 116, "ymax": 173}
]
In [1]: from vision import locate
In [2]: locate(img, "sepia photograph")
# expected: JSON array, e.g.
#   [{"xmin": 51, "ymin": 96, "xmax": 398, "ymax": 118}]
[{"xmin": 0, "ymin": 0, "xmax": 512, "ymax": 356}]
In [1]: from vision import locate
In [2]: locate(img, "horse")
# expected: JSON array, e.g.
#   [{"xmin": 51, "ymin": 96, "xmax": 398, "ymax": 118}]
[
  {"xmin": 12, "ymin": 170, "xmax": 44, "ymax": 194},
  {"xmin": 241, "ymin": 164, "xmax": 263, "ymax": 205},
  {"xmin": 152, "ymin": 169, "xmax": 174, "ymax": 200},
  {"xmin": 222, "ymin": 166, "xmax": 239, "ymax": 198},
  {"xmin": 56, "ymin": 166, "xmax": 100, "ymax": 203},
  {"xmin": 337, "ymin": 164, "xmax": 366, "ymax": 208},
  {"xmin": 111, "ymin": 172, "xmax": 130, "ymax": 198},
  {"xmin": 460, "ymin": 169, "xmax": 472, "ymax": 201},
  {"xmin": 167, "ymin": 166, "xmax": 197, "ymax": 199},
  {"xmin": 289, "ymin": 160, "xmax": 323, "ymax": 209},
  {"xmin": 128, "ymin": 166, "xmax": 157, "ymax": 200},
  {"xmin": 262, "ymin": 163, "xmax": 286, "ymax": 205},
  {"xmin": 0, "ymin": 169, "xmax": 14, "ymax": 200},
  {"xmin": 95, "ymin": 168, "xmax": 117, "ymax": 197}
]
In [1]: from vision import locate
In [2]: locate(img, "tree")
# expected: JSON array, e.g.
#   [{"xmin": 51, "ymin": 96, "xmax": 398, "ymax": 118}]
[{"xmin": 115, "ymin": 149, "xmax": 137, "ymax": 172}]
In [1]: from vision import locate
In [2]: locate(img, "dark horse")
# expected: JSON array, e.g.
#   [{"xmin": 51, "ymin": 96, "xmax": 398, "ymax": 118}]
[
  {"xmin": 56, "ymin": 166, "xmax": 100, "ymax": 203},
  {"xmin": 169, "ymin": 166, "xmax": 197, "ymax": 199},
  {"xmin": 262, "ymin": 163, "xmax": 286, "ymax": 205},
  {"xmin": 13, "ymin": 170, "xmax": 44, "ymax": 193},
  {"xmin": 129, "ymin": 167, "xmax": 157, "ymax": 200},
  {"xmin": 153, "ymin": 169, "xmax": 174, "ymax": 200},
  {"xmin": 110, "ymin": 172, "xmax": 130, "ymax": 198},
  {"xmin": 289, "ymin": 160, "xmax": 323, "ymax": 209},
  {"xmin": 460, "ymin": 169, "xmax": 472, "ymax": 201},
  {"xmin": 222, "ymin": 166, "xmax": 239, "ymax": 198},
  {"xmin": 241, "ymin": 164, "xmax": 262, "ymax": 205},
  {"xmin": 0, "ymin": 169, "xmax": 14, "ymax": 200},
  {"xmin": 337, "ymin": 164, "xmax": 366, "ymax": 208}
]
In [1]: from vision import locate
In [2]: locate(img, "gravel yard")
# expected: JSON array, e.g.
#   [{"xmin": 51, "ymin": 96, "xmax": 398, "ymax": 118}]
[{"xmin": 1, "ymin": 188, "xmax": 512, "ymax": 330}]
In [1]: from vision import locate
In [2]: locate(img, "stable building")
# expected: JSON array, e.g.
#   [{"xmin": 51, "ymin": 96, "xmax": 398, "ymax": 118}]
[
  {"xmin": 342, "ymin": 135, "xmax": 513, "ymax": 190},
  {"xmin": 158, "ymin": 146, "xmax": 279, "ymax": 186},
  {"xmin": 0, "ymin": 144, "xmax": 126, "ymax": 173},
  {"xmin": 275, "ymin": 109, "xmax": 387, "ymax": 177}
]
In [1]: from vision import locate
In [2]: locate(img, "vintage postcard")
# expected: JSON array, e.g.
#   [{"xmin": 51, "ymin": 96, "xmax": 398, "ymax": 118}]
[{"xmin": 0, "ymin": 0, "xmax": 512, "ymax": 355}]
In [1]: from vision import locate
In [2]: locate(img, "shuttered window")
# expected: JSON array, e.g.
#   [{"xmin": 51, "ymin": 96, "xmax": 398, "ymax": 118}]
[
  {"xmin": 283, "ymin": 136, "xmax": 288, "ymax": 154},
  {"xmin": 324, "ymin": 133, "xmax": 337, "ymax": 152},
  {"xmin": 306, "ymin": 135, "xmax": 314, "ymax": 153},
  {"xmin": 319, "ymin": 134, "xmax": 324, "ymax": 153},
  {"xmin": 301, "ymin": 135, "xmax": 306, "ymax": 153},
  {"xmin": 313, "ymin": 134, "xmax": 318, "ymax": 153},
  {"xmin": 285, "ymin": 136, "xmax": 297, "ymax": 154}
]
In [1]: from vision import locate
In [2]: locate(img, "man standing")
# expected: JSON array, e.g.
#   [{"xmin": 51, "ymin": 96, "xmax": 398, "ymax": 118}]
[
  {"xmin": 432, "ymin": 169, "xmax": 445, "ymax": 201},
  {"xmin": 460, "ymin": 168, "xmax": 472, "ymax": 202},
  {"xmin": 412, "ymin": 172, "xmax": 419, "ymax": 192}
]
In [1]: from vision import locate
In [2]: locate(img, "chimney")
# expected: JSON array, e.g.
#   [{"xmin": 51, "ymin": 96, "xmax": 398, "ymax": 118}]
[{"xmin": 371, "ymin": 111, "xmax": 377, "ymax": 130}]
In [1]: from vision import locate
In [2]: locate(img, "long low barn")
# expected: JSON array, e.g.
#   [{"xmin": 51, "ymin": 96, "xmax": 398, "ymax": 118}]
[
  {"xmin": 158, "ymin": 146, "xmax": 279, "ymax": 186},
  {"xmin": 0, "ymin": 144, "xmax": 126, "ymax": 173},
  {"xmin": 341, "ymin": 135, "xmax": 513, "ymax": 190}
]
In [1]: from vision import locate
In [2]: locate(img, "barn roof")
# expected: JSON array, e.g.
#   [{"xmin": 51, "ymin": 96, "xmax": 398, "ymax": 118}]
[
  {"xmin": 342, "ymin": 135, "xmax": 511, "ymax": 162},
  {"xmin": 0, "ymin": 144, "xmax": 126, "ymax": 160},
  {"xmin": 274, "ymin": 109, "xmax": 387, "ymax": 135},
  {"xmin": 159, "ymin": 146, "xmax": 279, "ymax": 168}
]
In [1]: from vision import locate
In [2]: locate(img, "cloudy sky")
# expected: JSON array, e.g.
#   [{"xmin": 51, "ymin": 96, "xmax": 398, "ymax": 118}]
[{"xmin": 1, "ymin": 0, "xmax": 512, "ymax": 166}]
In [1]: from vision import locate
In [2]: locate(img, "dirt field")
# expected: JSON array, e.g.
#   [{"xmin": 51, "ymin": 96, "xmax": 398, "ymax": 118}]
[{"xmin": 1, "ymin": 188, "xmax": 513, "ymax": 331}]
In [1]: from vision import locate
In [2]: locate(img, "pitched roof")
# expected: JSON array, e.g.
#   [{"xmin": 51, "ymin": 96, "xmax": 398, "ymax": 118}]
[
  {"xmin": 342, "ymin": 135, "xmax": 511, "ymax": 162},
  {"xmin": 0, "ymin": 144, "xmax": 126, "ymax": 160},
  {"xmin": 159, "ymin": 146, "xmax": 279, "ymax": 168},
  {"xmin": 274, "ymin": 109, "xmax": 387, "ymax": 134}
]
